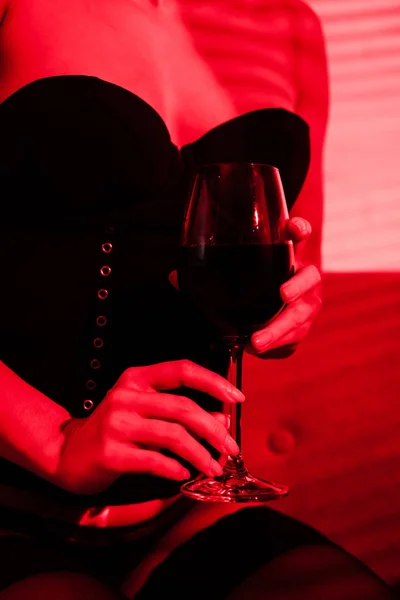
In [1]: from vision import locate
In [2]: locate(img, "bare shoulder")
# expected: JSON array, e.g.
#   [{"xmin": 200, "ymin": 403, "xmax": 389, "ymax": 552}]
[
  {"xmin": 279, "ymin": 0, "xmax": 327, "ymax": 59},
  {"xmin": 287, "ymin": 0, "xmax": 325, "ymax": 37},
  {"xmin": 294, "ymin": 0, "xmax": 323, "ymax": 26},
  {"xmin": 264, "ymin": 0, "xmax": 328, "ymax": 88},
  {"xmin": 260, "ymin": 0, "xmax": 324, "ymax": 36},
  {"xmin": 287, "ymin": 0, "xmax": 329, "ymax": 120},
  {"xmin": 291, "ymin": 0, "xmax": 328, "ymax": 77}
]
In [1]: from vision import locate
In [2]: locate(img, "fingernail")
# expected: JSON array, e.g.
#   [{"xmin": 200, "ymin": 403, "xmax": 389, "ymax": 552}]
[
  {"xmin": 281, "ymin": 284, "xmax": 294, "ymax": 302},
  {"xmin": 224, "ymin": 437, "xmax": 240, "ymax": 456},
  {"xmin": 180, "ymin": 469, "xmax": 191, "ymax": 480},
  {"xmin": 215, "ymin": 414, "xmax": 231, "ymax": 429},
  {"xmin": 292, "ymin": 218, "xmax": 307, "ymax": 234},
  {"xmin": 228, "ymin": 387, "xmax": 245, "ymax": 402},
  {"xmin": 210, "ymin": 460, "xmax": 223, "ymax": 477},
  {"xmin": 253, "ymin": 333, "xmax": 271, "ymax": 351}
]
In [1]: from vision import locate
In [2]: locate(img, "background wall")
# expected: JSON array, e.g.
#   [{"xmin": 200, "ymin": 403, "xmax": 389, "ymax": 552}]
[{"xmin": 307, "ymin": 0, "xmax": 400, "ymax": 272}]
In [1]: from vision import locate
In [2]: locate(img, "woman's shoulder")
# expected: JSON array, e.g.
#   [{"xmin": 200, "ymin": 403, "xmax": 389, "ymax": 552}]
[
  {"xmin": 288, "ymin": 0, "xmax": 321, "ymax": 21},
  {"xmin": 254, "ymin": 0, "xmax": 324, "ymax": 42},
  {"xmin": 290, "ymin": 0, "xmax": 325, "ymax": 42},
  {"xmin": 265, "ymin": 0, "xmax": 322, "ymax": 23}
]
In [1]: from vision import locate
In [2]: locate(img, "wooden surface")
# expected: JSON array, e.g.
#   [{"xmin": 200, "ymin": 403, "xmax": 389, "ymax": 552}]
[{"xmin": 242, "ymin": 272, "xmax": 400, "ymax": 586}]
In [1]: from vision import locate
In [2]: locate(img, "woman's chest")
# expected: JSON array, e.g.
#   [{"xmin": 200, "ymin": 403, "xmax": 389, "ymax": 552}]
[{"xmin": 1, "ymin": 0, "xmax": 298, "ymax": 147}]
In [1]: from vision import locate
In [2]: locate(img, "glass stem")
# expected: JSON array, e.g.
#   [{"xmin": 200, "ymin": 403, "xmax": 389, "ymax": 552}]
[{"xmin": 223, "ymin": 342, "xmax": 247, "ymax": 474}]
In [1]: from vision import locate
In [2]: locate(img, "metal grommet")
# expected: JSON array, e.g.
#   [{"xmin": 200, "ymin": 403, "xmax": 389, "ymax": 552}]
[
  {"xmin": 100, "ymin": 266, "xmax": 111, "ymax": 277},
  {"xmin": 93, "ymin": 337, "xmax": 104, "ymax": 349},
  {"xmin": 90, "ymin": 359, "xmax": 101, "ymax": 370},
  {"xmin": 96, "ymin": 315, "xmax": 107, "ymax": 327},
  {"xmin": 97, "ymin": 289, "xmax": 109, "ymax": 300},
  {"xmin": 86, "ymin": 379, "xmax": 97, "ymax": 391},
  {"xmin": 102, "ymin": 242, "xmax": 113, "ymax": 254},
  {"xmin": 83, "ymin": 399, "xmax": 94, "ymax": 411},
  {"xmin": 105, "ymin": 226, "xmax": 115, "ymax": 235}
]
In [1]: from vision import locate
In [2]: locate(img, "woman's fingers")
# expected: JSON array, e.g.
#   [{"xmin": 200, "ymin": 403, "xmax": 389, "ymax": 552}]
[
  {"xmin": 251, "ymin": 294, "xmax": 321, "ymax": 353},
  {"xmin": 280, "ymin": 264, "xmax": 321, "ymax": 303},
  {"xmin": 287, "ymin": 217, "xmax": 312, "ymax": 243},
  {"xmin": 129, "ymin": 360, "xmax": 245, "ymax": 404},
  {"xmin": 249, "ymin": 264, "xmax": 321, "ymax": 354},
  {"xmin": 133, "ymin": 392, "xmax": 240, "ymax": 457},
  {"xmin": 129, "ymin": 418, "xmax": 224, "ymax": 478},
  {"xmin": 287, "ymin": 217, "xmax": 312, "ymax": 267},
  {"xmin": 211, "ymin": 412, "xmax": 231, "ymax": 430},
  {"xmin": 266, "ymin": 321, "xmax": 312, "ymax": 349},
  {"xmin": 102, "ymin": 441, "xmax": 190, "ymax": 481}
]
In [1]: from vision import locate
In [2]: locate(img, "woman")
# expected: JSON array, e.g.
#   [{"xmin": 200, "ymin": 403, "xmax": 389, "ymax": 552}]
[{"xmin": 0, "ymin": 0, "xmax": 396, "ymax": 598}]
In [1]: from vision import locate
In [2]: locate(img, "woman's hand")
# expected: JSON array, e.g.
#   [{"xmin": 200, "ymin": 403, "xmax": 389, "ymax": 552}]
[
  {"xmin": 169, "ymin": 217, "xmax": 321, "ymax": 359},
  {"xmin": 248, "ymin": 217, "xmax": 322, "ymax": 358},
  {"xmin": 56, "ymin": 360, "xmax": 243, "ymax": 495}
]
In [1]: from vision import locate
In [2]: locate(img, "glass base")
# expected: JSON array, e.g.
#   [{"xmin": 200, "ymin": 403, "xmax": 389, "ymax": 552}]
[{"xmin": 180, "ymin": 454, "xmax": 289, "ymax": 503}]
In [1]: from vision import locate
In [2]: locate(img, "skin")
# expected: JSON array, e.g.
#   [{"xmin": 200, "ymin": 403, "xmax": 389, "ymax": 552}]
[{"xmin": 57, "ymin": 360, "xmax": 245, "ymax": 494}]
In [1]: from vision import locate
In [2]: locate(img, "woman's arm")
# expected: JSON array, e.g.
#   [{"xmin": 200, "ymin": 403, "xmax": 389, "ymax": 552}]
[
  {"xmin": 0, "ymin": 361, "xmax": 71, "ymax": 484},
  {"xmin": 290, "ymin": 3, "xmax": 330, "ymax": 270},
  {"xmin": 247, "ymin": 5, "xmax": 328, "ymax": 356}
]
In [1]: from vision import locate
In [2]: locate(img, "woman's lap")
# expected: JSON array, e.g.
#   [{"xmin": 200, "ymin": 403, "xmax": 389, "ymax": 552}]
[
  {"xmin": 0, "ymin": 531, "xmax": 136, "ymax": 591},
  {"xmin": 134, "ymin": 506, "xmax": 397, "ymax": 600},
  {"xmin": 0, "ymin": 507, "xmax": 396, "ymax": 600},
  {"xmin": 223, "ymin": 544, "xmax": 398, "ymax": 600},
  {"xmin": 0, "ymin": 506, "xmax": 324, "ymax": 593},
  {"xmin": 134, "ymin": 505, "xmax": 332, "ymax": 599}
]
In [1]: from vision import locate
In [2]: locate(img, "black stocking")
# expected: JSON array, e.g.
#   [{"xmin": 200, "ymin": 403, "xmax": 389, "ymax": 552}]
[{"xmin": 136, "ymin": 507, "xmax": 397, "ymax": 600}]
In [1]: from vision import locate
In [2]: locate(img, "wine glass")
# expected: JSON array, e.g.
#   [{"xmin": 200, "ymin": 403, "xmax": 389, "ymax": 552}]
[{"xmin": 177, "ymin": 162, "xmax": 294, "ymax": 503}]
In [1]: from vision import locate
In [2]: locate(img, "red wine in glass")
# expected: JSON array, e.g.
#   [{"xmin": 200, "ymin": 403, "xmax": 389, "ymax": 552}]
[
  {"xmin": 177, "ymin": 162, "xmax": 294, "ymax": 503},
  {"xmin": 179, "ymin": 243, "xmax": 293, "ymax": 339}
]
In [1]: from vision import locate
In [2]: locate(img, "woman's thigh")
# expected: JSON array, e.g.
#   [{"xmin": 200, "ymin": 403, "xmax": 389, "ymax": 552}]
[
  {"xmin": 124, "ymin": 505, "xmax": 396, "ymax": 600},
  {"xmin": 0, "ymin": 532, "xmax": 91, "ymax": 600},
  {"xmin": 226, "ymin": 544, "xmax": 397, "ymax": 600},
  {"xmin": 123, "ymin": 504, "xmax": 329, "ymax": 598},
  {"xmin": 0, "ymin": 572, "xmax": 124, "ymax": 600},
  {"xmin": 0, "ymin": 531, "xmax": 127, "ymax": 599},
  {"xmin": 0, "ymin": 530, "xmax": 136, "ymax": 593}
]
